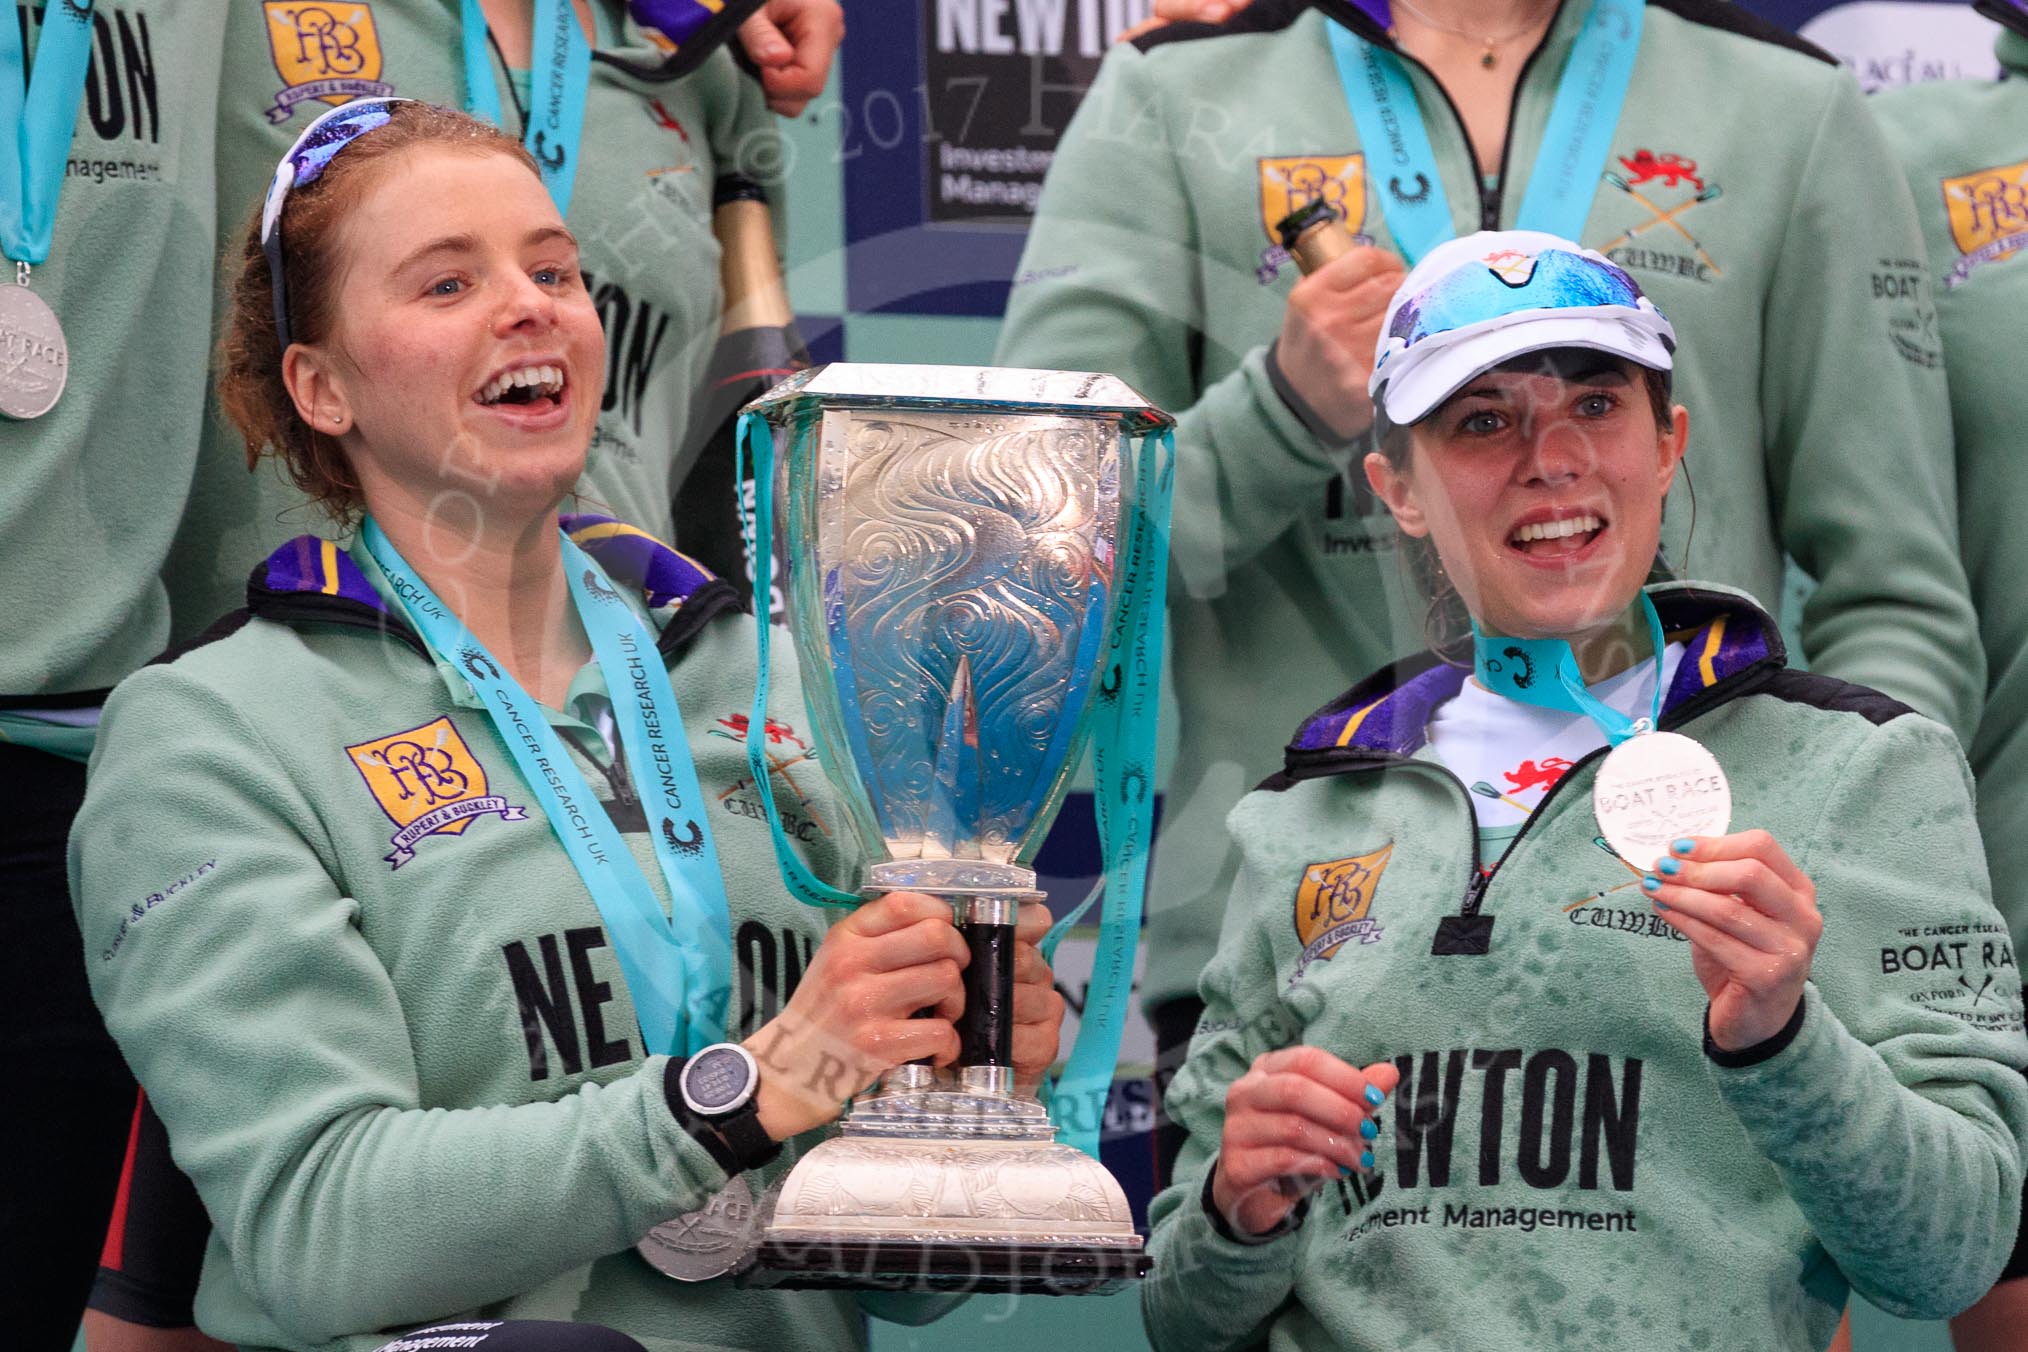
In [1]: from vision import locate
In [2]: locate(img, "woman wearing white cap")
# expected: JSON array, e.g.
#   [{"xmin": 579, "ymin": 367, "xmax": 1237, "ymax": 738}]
[{"xmin": 1139, "ymin": 232, "xmax": 2028, "ymax": 1352}]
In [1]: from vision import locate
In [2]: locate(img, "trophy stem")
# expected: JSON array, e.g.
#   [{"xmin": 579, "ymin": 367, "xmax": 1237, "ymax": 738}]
[{"xmin": 951, "ymin": 894, "xmax": 1018, "ymax": 1084}]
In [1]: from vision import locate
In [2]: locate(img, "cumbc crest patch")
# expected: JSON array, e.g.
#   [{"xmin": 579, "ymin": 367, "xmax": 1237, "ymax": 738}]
[
  {"xmin": 1292, "ymin": 844, "xmax": 1393, "ymax": 976},
  {"xmin": 1942, "ymin": 158, "xmax": 2028, "ymax": 289},
  {"xmin": 263, "ymin": 3, "xmax": 395, "ymax": 125},
  {"xmin": 346, "ymin": 717, "xmax": 528, "ymax": 869}
]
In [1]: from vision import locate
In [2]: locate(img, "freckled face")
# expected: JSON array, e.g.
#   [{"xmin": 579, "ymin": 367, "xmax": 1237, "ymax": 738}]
[
  {"xmin": 1368, "ymin": 357, "xmax": 1688, "ymax": 640},
  {"xmin": 310, "ymin": 146, "xmax": 607, "ymax": 518}
]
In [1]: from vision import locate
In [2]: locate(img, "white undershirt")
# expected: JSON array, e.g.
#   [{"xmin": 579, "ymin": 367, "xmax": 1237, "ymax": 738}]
[{"xmin": 1424, "ymin": 643, "xmax": 1688, "ymax": 857}]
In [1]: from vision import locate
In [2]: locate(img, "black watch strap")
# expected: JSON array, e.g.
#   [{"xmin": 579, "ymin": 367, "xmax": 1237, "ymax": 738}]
[
  {"xmin": 662, "ymin": 1056, "xmax": 782, "ymax": 1174},
  {"xmin": 713, "ymin": 1105, "xmax": 781, "ymax": 1172}
]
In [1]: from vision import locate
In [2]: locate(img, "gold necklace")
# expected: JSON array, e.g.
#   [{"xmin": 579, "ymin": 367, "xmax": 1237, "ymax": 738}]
[{"xmin": 1392, "ymin": 0, "xmax": 1557, "ymax": 68}]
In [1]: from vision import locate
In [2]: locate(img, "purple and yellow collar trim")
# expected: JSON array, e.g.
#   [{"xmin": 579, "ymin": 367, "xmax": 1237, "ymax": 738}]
[
  {"xmin": 253, "ymin": 514, "xmax": 721, "ymax": 618},
  {"xmin": 1291, "ymin": 585, "xmax": 1782, "ymax": 757}
]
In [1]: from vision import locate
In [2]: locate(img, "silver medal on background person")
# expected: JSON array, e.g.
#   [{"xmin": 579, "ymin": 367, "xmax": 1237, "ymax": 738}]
[
  {"xmin": 0, "ymin": 262, "xmax": 67, "ymax": 419},
  {"xmin": 1593, "ymin": 724, "xmax": 1732, "ymax": 872},
  {"xmin": 0, "ymin": 0, "xmax": 97, "ymax": 420}
]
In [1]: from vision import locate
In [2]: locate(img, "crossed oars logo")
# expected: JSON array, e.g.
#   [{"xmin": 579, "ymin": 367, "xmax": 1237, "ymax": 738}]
[
  {"xmin": 1563, "ymin": 836, "xmax": 1651, "ymax": 913},
  {"xmin": 1599, "ymin": 172, "xmax": 1725, "ymax": 277},
  {"xmin": 1470, "ymin": 780, "xmax": 1531, "ymax": 814}
]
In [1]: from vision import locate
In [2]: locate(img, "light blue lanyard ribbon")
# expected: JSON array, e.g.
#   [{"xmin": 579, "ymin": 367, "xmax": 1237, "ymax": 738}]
[
  {"xmin": 1328, "ymin": 0, "xmax": 1645, "ymax": 265},
  {"xmin": 1472, "ymin": 593, "xmax": 1665, "ymax": 746},
  {"xmin": 736, "ymin": 413, "xmax": 1177, "ymax": 1158},
  {"xmin": 361, "ymin": 519, "xmax": 733, "ymax": 1057},
  {"xmin": 0, "ymin": 0, "xmax": 97, "ymax": 266},
  {"xmin": 460, "ymin": 0, "xmax": 593, "ymax": 214},
  {"xmin": 1042, "ymin": 427, "xmax": 1173, "ymax": 1158}
]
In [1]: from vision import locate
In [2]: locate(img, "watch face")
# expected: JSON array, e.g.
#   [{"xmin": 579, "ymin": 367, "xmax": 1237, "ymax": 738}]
[{"xmin": 684, "ymin": 1045, "xmax": 754, "ymax": 1115}]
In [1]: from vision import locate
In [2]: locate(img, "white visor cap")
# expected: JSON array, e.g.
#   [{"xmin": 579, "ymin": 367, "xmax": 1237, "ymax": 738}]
[{"xmin": 1368, "ymin": 229, "xmax": 1676, "ymax": 427}]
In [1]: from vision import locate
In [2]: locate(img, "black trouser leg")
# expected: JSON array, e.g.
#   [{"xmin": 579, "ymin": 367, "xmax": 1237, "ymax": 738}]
[
  {"xmin": 1149, "ymin": 995, "xmax": 1207, "ymax": 1195},
  {"xmin": 0, "ymin": 744, "xmax": 137, "ymax": 1346}
]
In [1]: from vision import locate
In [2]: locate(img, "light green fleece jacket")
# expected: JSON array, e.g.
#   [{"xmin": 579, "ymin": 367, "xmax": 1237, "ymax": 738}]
[
  {"xmin": 993, "ymin": 0, "xmax": 1981, "ymax": 1012},
  {"xmin": 1875, "ymin": 27, "xmax": 2028, "ymax": 961},
  {"xmin": 71, "ymin": 517, "xmax": 951, "ymax": 1351},
  {"xmin": 1144, "ymin": 585, "xmax": 2026, "ymax": 1352},
  {"xmin": 163, "ymin": 0, "xmax": 779, "ymax": 640},
  {"xmin": 0, "ymin": 0, "xmax": 224, "ymax": 742}
]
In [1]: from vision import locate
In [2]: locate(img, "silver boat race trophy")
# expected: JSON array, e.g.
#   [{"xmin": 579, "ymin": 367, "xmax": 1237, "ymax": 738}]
[{"xmin": 733, "ymin": 364, "xmax": 1174, "ymax": 1293}]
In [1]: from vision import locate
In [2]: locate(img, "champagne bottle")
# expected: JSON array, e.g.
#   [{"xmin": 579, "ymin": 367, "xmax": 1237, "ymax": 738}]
[
  {"xmin": 672, "ymin": 174, "xmax": 806, "ymax": 621},
  {"xmin": 1275, "ymin": 197, "xmax": 1357, "ymax": 276}
]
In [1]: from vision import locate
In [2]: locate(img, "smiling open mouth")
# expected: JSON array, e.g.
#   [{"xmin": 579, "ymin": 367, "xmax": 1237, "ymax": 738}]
[
  {"xmin": 1509, "ymin": 513, "xmax": 1605, "ymax": 558},
  {"xmin": 477, "ymin": 363, "xmax": 567, "ymax": 409}
]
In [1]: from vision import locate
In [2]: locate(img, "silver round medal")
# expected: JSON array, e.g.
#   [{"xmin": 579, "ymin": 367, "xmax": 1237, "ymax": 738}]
[
  {"xmin": 0, "ymin": 282, "xmax": 68, "ymax": 419},
  {"xmin": 636, "ymin": 1174, "xmax": 767, "ymax": 1282},
  {"xmin": 1592, "ymin": 730, "xmax": 1732, "ymax": 871}
]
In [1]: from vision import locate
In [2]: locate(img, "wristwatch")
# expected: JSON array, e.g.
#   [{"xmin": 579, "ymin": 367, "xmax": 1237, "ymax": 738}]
[{"xmin": 667, "ymin": 1043, "xmax": 780, "ymax": 1174}]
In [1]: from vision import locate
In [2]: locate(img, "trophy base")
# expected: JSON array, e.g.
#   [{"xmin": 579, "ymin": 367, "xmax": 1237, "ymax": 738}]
[
  {"xmin": 751, "ymin": 1086, "xmax": 1146, "ymax": 1293},
  {"xmin": 744, "ymin": 1238, "xmax": 1151, "ymax": 1295}
]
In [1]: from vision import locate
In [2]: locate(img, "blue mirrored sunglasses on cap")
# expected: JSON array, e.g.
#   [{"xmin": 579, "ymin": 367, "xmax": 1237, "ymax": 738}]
[
  {"xmin": 261, "ymin": 97, "xmax": 414, "ymax": 349},
  {"xmin": 1384, "ymin": 247, "xmax": 1649, "ymax": 358}
]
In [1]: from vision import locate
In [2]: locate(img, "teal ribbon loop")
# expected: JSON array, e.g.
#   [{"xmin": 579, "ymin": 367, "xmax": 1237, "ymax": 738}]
[
  {"xmin": 1472, "ymin": 593, "xmax": 1666, "ymax": 746},
  {"xmin": 736, "ymin": 411, "xmax": 864, "ymax": 910},
  {"xmin": 1329, "ymin": 0, "xmax": 1645, "ymax": 264},
  {"xmin": 361, "ymin": 519, "xmax": 733, "ymax": 1056},
  {"xmin": 0, "ymin": 0, "xmax": 98, "ymax": 266},
  {"xmin": 461, "ymin": 0, "xmax": 593, "ymax": 213}
]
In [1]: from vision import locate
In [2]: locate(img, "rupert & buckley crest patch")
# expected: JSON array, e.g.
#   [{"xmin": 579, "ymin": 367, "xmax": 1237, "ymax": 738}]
[
  {"xmin": 346, "ymin": 717, "xmax": 527, "ymax": 869},
  {"xmin": 1942, "ymin": 158, "xmax": 2028, "ymax": 288},
  {"xmin": 263, "ymin": 3, "xmax": 395, "ymax": 125},
  {"xmin": 1292, "ymin": 843, "xmax": 1393, "ymax": 976}
]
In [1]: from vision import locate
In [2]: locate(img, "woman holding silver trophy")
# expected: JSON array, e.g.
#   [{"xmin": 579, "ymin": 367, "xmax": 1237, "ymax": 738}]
[
  {"xmin": 67, "ymin": 100, "xmax": 1067, "ymax": 1352},
  {"xmin": 1143, "ymin": 234, "xmax": 2028, "ymax": 1351}
]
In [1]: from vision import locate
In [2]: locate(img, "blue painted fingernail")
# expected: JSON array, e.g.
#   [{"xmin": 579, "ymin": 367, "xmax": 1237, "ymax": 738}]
[
  {"xmin": 1657, "ymin": 857, "xmax": 1681, "ymax": 876},
  {"xmin": 1360, "ymin": 1118, "xmax": 1379, "ymax": 1140},
  {"xmin": 1672, "ymin": 839, "xmax": 1695, "ymax": 855},
  {"xmin": 1364, "ymin": 1085, "xmax": 1384, "ymax": 1107},
  {"xmin": 1652, "ymin": 898, "xmax": 1669, "ymax": 911},
  {"xmin": 1338, "ymin": 1164, "xmax": 1352, "ymax": 1177},
  {"xmin": 1359, "ymin": 1150, "xmax": 1375, "ymax": 1170},
  {"xmin": 1641, "ymin": 875, "xmax": 1661, "ymax": 893}
]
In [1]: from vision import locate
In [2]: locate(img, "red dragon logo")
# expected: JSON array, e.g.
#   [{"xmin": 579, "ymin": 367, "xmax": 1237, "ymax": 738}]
[
  {"xmin": 1505, "ymin": 757, "xmax": 1574, "ymax": 794},
  {"xmin": 646, "ymin": 97, "xmax": 690, "ymax": 142},
  {"xmin": 714, "ymin": 713, "xmax": 808, "ymax": 752},
  {"xmin": 1618, "ymin": 150, "xmax": 1704, "ymax": 193}
]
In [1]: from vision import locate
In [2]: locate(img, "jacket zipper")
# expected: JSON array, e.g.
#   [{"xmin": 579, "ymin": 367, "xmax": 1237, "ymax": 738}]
[
  {"xmin": 1487, "ymin": 6, "xmax": 1560, "ymax": 229},
  {"xmin": 1376, "ymin": 2, "xmax": 1566, "ymax": 232},
  {"xmin": 1321, "ymin": 756, "xmax": 1491, "ymax": 917}
]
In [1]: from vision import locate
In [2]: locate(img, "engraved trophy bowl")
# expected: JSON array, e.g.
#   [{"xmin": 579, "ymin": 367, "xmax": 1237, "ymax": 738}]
[{"xmin": 737, "ymin": 364, "xmax": 1171, "ymax": 1294}]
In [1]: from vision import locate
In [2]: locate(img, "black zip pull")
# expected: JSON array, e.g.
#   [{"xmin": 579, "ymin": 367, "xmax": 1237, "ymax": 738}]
[
  {"xmin": 607, "ymin": 735, "xmax": 637, "ymax": 806},
  {"xmin": 1432, "ymin": 871, "xmax": 1495, "ymax": 956}
]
